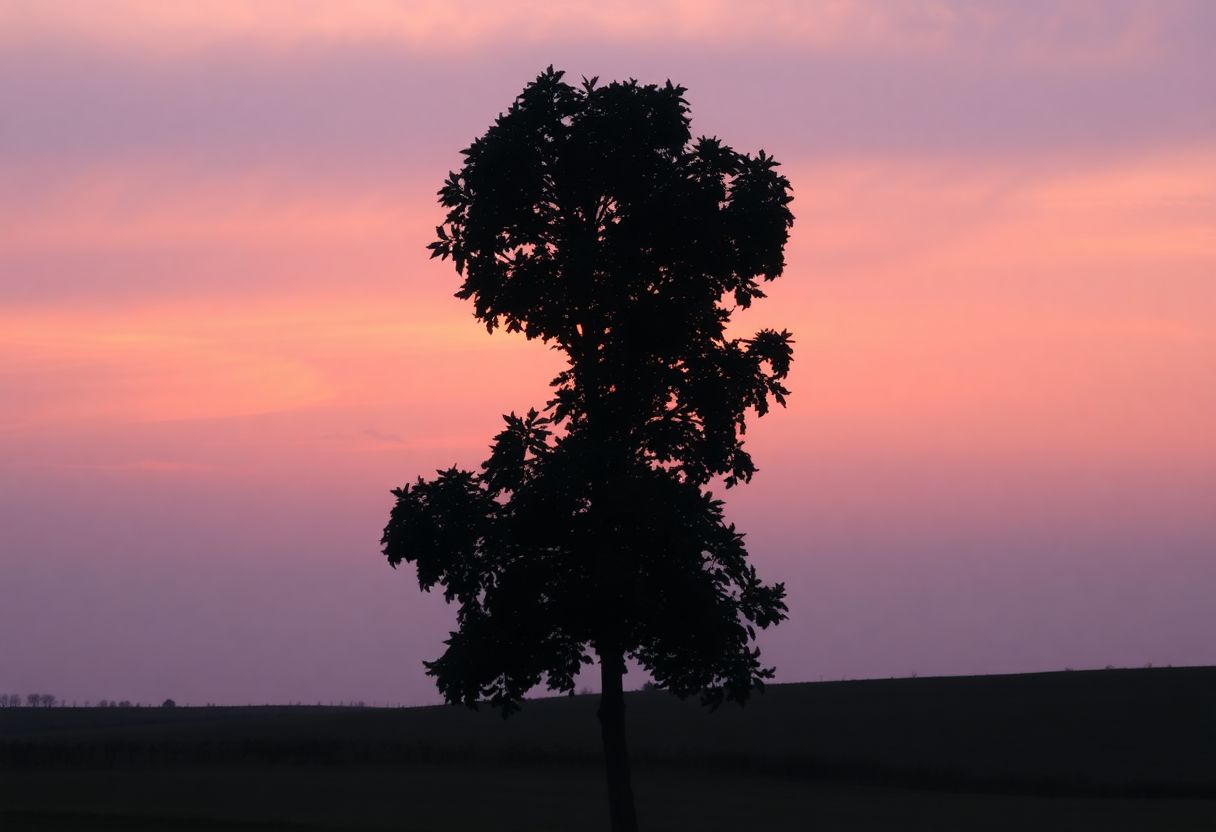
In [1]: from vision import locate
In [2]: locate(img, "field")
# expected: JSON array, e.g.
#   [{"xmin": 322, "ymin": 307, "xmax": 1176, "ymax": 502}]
[{"xmin": 2, "ymin": 667, "xmax": 1214, "ymax": 830}]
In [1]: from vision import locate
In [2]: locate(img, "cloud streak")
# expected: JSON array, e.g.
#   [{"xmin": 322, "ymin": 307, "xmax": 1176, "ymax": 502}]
[{"xmin": 5, "ymin": 1, "xmax": 1210, "ymax": 63}]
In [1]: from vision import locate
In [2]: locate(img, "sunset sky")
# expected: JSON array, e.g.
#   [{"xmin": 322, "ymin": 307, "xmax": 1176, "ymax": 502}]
[{"xmin": 2, "ymin": 1, "xmax": 1213, "ymax": 706}]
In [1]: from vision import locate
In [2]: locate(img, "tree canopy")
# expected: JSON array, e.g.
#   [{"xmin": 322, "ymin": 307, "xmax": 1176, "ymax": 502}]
[{"xmin": 382, "ymin": 67, "xmax": 795, "ymax": 715}]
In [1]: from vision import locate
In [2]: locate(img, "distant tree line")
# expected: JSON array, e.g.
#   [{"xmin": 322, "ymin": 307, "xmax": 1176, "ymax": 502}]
[
  {"xmin": 0, "ymin": 695, "xmax": 183, "ymax": 708},
  {"xmin": 0, "ymin": 694, "xmax": 57, "ymax": 707}
]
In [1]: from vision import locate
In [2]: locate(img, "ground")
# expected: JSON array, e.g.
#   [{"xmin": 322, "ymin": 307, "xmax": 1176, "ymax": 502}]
[{"xmin": 2, "ymin": 667, "xmax": 1214, "ymax": 830}]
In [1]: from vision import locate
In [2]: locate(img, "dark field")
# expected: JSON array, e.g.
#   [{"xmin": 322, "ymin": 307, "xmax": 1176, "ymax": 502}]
[{"xmin": 2, "ymin": 667, "xmax": 1214, "ymax": 830}]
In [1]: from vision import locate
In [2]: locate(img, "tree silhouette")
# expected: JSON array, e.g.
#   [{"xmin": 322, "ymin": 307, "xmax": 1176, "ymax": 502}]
[{"xmin": 382, "ymin": 67, "xmax": 794, "ymax": 831}]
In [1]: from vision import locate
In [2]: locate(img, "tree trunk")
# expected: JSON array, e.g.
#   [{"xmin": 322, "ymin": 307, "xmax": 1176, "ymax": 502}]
[{"xmin": 598, "ymin": 649, "xmax": 639, "ymax": 832}]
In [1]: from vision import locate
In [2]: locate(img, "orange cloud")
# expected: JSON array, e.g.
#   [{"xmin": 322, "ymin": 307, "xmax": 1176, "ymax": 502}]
[
  {"xmin": 729, "ymin": 148, "xmax": 1216, "ymax": 473},
  {"xmin": 2, "ymin": 147, "xmax": 1211, "ymax": 480},
  {"xmin": 1, "ymin": 164, "xmax": 429, "ymax": 254}
]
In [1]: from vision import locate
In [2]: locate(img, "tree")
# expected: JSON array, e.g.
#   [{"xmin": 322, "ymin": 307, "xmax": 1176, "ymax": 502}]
[
  {"xmin": 25, "ymin": 693, "xmax": 39, "ymax": 708},
  {"xmin": 162, "ymin": 698, "xmax": 177, "ymax": 708},
  {"xmin": 382, "ymin": 67, "xmax": 794, "ymax": 832}
]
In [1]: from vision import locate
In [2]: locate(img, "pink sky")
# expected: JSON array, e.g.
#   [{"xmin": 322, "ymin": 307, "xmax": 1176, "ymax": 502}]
[{"xmin": 1, "ymin": 1, "xmax": 1213, "ymax": 705}]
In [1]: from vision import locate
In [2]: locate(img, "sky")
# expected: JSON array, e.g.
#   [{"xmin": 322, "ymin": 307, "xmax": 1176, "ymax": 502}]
[{"xmin": 1, "ymin": 1, "xmax": 1213, "ymax": 706}]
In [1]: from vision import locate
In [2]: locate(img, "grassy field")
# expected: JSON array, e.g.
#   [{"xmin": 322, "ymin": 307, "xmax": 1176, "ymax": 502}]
[{"xmin": 1, "ymin": 667, "xmax": 1214, "ymax": 830}]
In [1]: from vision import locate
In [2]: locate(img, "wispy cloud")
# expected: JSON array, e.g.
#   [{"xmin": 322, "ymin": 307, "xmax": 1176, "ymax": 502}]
[
  {"xmin": 4, "ymin": 1, "xmax": 1207, "ymax": 64},
  {"xmin": 49, "ymin": 458, "xmax": 231, "ymax": 474}
]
